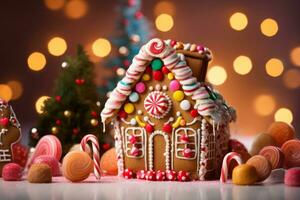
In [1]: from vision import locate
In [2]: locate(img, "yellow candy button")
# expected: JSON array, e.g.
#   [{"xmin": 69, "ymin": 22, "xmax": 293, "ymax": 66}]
[
  {"xmin": 173, "ymin": 90, "xmax": 184, "ymax": 101},
  {"xmin": 167, "ymin": 73, "xmax": 174, "ymax": 80},
  {"xmin": 124, "ymin": 103, "xmax": 135, "ymax": 114},
  {"xmin": 142, "ymin": 74, "xmax": 150, "ymax": 81}
]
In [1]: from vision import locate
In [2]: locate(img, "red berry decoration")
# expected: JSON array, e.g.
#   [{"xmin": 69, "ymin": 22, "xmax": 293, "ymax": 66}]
[
  {"xmin": 91, "ymin": 111, "xmax": 98, "ymax": 118},
  {"xmin": 145, "ymin": 124, "xmax": 154, "ymax": 133},
  {"xmin": 55, "ymin": 119, "xmax": 61, "ymax": 126},
  {"xmin": 177, "ymin": 171, "xmax": 191, "ymax": 182},
  {"xmin": 135, "ymin": 11, "xmax": 143, "ymax": 19},
  {"xmin": 156, "ymin": 170, "xmax": 166, "ymax": 181},
  {"xmin": 123, "ymin": 169, "xmax": 134, "ymax": 179},
  {"xmin": 166, "ymin": 170, "xmax": 177, "ymax": 181},
  {"xmin": 162, "ymin": 66, "xmax": 170, "ymax": 74},
  {"xmin": 163, "ymin": 124, "xmax": 172, "ymax": 134},
  {"xmin": 55, "ymin": 96, "xmax": 61, "ymax": 102},
  {"xmin": 118, "ymin": 110, "xmax": 128, "ymax": 119},
  {"xmin": 153, "ymin": 71, "xmax": 163, "ymax": 81},
  {"xmin": 128, "ymin": 135, "xmax": 137, "ymax": 144},
  {"xmin": 145, "ymin": 170, "xmax": 156, "ymax": 181},
  {"xmin": 102, "ymin": 143, "xmax": 110, "ymax": 150},
  {"xmin": 137, "ymin": 170, "xmax": 146, "ymax": 180},
  {"xmin": 180, "ymin": 134, "xmax": 189, "ymax": 143},
  {"xmin": 183, "ymin": 148, "xmax": 193, "ymax": 158},
  {"xmin": 145, "ymin": 66, "xmax": 152, "ymax": 74},
  {"xmin": 190, "ymin": 109, "xmax": 199, "ymax": 118},
  {"xmin": 72, "ymin": 128, "xmax": 79, "ymax": 135},
  {"xmin": 130, "ymin": 146, "xmax": 140, "ymax": 157}
]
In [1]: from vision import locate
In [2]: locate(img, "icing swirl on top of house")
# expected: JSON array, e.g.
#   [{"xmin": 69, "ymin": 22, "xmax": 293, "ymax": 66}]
[{"xmin": 101, "ymin": 38, "xmax": 235, "ymax": 129}]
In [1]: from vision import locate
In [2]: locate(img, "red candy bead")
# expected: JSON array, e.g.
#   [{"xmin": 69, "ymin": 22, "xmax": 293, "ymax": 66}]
[
  {"xmin": 163, "ymin": 124, "xmax": 172, "ymax": 133},
  {"xmin": 166, "ymin": 170, "xmax": 177, "ymax": 181},
  {"xmin": 145, "ymin": 124, "xmax": 154, "ymax": 133},
  {"xmin": 128, "ymin": 135, "xmax": 137, "ymax": 144},
  {"xmin": 118, "ymin": 110, "xmax": 128, "ymax": 119},
  {"xmin": 123, "ymin": 169, "xmax": 134, "ymax": 179},
  {"xmin": 162, "ymin": 66, "xmax": 170, "ymax": 74},
  {"xmin": 55, "ymin": 120, "xmax": 61, "ymax": 126},
  {"xmin": 130, "ymin": 146, "xmax": 140, "ymax": 157},
  {"xmin": 137, "ymin": 170, "xmax": 146, "ymax": 180},
  {"xmin": 91, "ymin": 111, "xmax": 98, "ymax": 118},
  {"xmin": 145, "ymin": 170, "xmax": 156, "ymax": 181},
  {"xmin": 170, "ymin": 40, "xmax": 177, "ymax": 46},
  {"xmin": 145, "ymin": 66, "xmax": 152, "ymax": 74},
  {"xmin": 183, "ymin": 148, "xmax": 193, "ymax": 158},
  {"xmin": 102, "ymin": 143, "xmax": 110, "ymax": 150},
  {"xmin": 2, "ymin": 163, "xmax": 23, "ymax": 181},
  {"xmin": 180, "ymin": 134, "xmax": 189, "ymax": 143},
  {"xmin": 156, "ymin": 170, "xmax": 166, "ymax": 181},
  {"xmin": 177, "ymin": 171, "xmax": 191, "ymax": 182},
  {"xmin": 55, "ymin": 96, "xmax": 61, "ymax": 102},
  {"xmin": 153, "ymin": 71, "xmax": 163, "ymax": 81},
  {"xmin": 190, "ymin": 109, "xmax": 199, "ymax": 118}
]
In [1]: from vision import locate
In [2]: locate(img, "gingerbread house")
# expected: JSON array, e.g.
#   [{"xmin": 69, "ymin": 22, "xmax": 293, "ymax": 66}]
[{"xmin": 101, "ymin": 38, "xmax": 236, "ymax": 180}]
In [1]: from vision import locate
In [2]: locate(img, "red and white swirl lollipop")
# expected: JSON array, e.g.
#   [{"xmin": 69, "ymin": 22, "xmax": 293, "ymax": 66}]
[{"xmin": 144, "ymin": 91, "xmax": 171, "ymax": 119}]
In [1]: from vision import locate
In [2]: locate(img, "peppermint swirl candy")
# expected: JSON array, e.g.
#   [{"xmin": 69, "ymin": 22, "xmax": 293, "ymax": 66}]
[{"xmin": 144, "ymin": 91, "xmax": 171, "ymax": 119}]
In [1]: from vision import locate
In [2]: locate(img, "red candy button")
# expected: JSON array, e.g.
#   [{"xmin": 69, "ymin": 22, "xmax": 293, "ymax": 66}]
[
  {"xmin": 162, "ymin": 66, "xmax": 170, "ymax": 74},
  {"xmin": 145, "ymin": 124, "xmax": 154, "ymax": 133},
  {"xmin": 153, "ymin": 71, "xmax": 163, "ymax": 81},
  {"xmin": 163, "ymin": 124, "xmax": 172, "ymax": 133},
  {"xmin": 190, "ymin": 109, "xmax": 199, "ymax": 118}
]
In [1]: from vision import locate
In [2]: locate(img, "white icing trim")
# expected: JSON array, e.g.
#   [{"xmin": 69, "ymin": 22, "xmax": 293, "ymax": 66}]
[
  {"xmin": 0, "ymin": 128, "xmax": 8, "ymax": 145},
  {"xmin": 174, "ymin": 128, "xmax": 198, "ymax": 160},
  {"xmin": 148, "ymin": 131, "xmax": 170, "ymax": 170},
  {"xmin": 115, "ymin": 121, "xmax": 124, "ymax": 176},
  {"xmin": 124, "ymin": 127, "xmax": 146, "ymax": 159},
  {"xmin": 121, "ymin": 118, "xmax": 131, "ymax": 125},
  {"xmin": 199, "ymin": 119, "xmax": 208, "ymax": 180},
  {"xmin": 186, "ymin": 117, "xmax": 201, "ymax": 126}
]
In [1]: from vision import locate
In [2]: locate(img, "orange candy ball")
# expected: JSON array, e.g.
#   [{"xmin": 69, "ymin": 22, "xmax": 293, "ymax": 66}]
[
  {"xmin": 100, "ymin": 148, "xmax": 118, "ymax": 175},
  {"xmin": 267, "ymin": 122, "xmax": 295, "ymax": 146},
  {"xmin": 62, "ymin": 151, "xmax": 93, "ymax": 182},
  {"xmin": 232, "ymin": 164, "xmax": 258, "ymax": 185},
  {"xmin": 246, "ymin": 155, "xmax": 272, "ymax": 182}
]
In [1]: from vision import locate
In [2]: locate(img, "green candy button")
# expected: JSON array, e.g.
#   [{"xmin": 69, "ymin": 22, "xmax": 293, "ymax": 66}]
[{"xmin": 151, "ymin": 58, "xmax": 163, "ymax": 71}]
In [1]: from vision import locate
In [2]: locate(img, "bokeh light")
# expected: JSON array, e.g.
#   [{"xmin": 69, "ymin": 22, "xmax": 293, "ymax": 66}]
[
  {"xmin": 274, "ymin": 108, "xmax": 293, "ymax": 124},
  {"xmin": 265, "ymin": 58, "xmax": 284, "ymax": 77},
  {"xmin": 44, "ymin": 0, "xmax": 65, "ymax": 11},
  {"xmin": 283, "ymin": 69, "xmax": 300, "ymax": 89},
  {"xmin": 92, "ymin": 38, "xmax": 111, "ymax": 58},
  {"xmin": 64, "ymin": 0, "xmax": 88, "ymax": 19},
  {"xmin": 254, "ymin": 95, "xmax": 276, "ymax": 116},
  {"xmin": 155, "ymin": 14, "xmax": 174, "ymax": 32},
  {"xmin": 154, "ymin": 1, "xmax": 176, "ymax": 16},
  {"xmin": 0, "ymin": 84, "xmax": 13, "ymax": 101},
  {"xmin": 260, "ymin": 18, "xmax": 279, "ymax": 37},
  {"xmin": 7, "ymin": 80, "xmax": 23, "ymax": 100},
  {"xmin": 207, "ymin": 66, "xmax": 227, "ymax": 85},
  {"xmin": 233, "ymin": 55, "xmax": 252, "ymax": 75},
  {"xmin": 48, "ymin": 37, "xmax": 67, "ymax": 56},
  {"xmin": 229, "ymin": 12, "xmax": 248, "ymax": 31},
  {"xmin": 35, "ymin": 96, "xmax": 50, "ymax": 114},
  {"xmin": 27, "ymin": 52, "xmax": 46, "ymax": 71},
  {"xmin": 290, "ymin": 46, "xmax": 300, "ymax": 67}
]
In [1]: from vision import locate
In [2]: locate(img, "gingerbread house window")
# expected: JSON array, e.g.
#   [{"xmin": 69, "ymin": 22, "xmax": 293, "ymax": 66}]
[
  {"xmin": 124, "ymin": 127, "xmax": 146, "ymax": 159},
  {"xmin": 174, "ymin": 128, "xmax": 198, "ymax": 160},
  {"xmin": 0, "ymin": 149, "xmax": 11, "ymax": 162}
]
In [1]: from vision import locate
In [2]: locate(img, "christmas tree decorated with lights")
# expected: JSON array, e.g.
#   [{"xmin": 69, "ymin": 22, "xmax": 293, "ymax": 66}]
[
  {"xmin": 30, "ymin": 46, "xmax": 110, "ymax": 155},
  {"xmin": 98, "ymin": 0, "xmax": 153, "ymax": 96}
]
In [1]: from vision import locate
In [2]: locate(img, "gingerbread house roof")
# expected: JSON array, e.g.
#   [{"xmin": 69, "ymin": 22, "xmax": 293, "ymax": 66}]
[{"xmin": 101, "ymin": 38, "xmax": 236, "ymax": 127}]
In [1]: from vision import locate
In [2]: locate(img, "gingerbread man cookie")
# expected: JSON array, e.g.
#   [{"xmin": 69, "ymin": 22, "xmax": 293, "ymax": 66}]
[{"xmin": 0, "ymin": 98, "xmax": 21, "ymax": 176}]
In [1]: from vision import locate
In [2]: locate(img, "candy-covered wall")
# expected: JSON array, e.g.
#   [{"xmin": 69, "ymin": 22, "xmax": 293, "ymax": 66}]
[{"xmin": 0, "ymin": 0, "xmax": 299, "ymax": 149}]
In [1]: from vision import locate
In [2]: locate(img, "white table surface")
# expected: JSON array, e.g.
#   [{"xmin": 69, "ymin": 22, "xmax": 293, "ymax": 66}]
[{"xmin": 0, "ymin": 176, "xmax": 299, "ymax": 200}]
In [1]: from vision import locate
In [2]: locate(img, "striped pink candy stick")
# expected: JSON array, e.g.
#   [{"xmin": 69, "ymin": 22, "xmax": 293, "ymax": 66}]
[
  {"xmin": 80, "ymin": 134, "xmax": 101, "ymax": 180},
  {"xmin": 220, "ymin": 152, "xmax": 243, "ymax": 183}
]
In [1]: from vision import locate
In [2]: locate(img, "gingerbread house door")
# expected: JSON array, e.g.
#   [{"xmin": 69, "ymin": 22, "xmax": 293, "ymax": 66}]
[{"xmin": 148, "ymin": 131, "xmax": 170, "ymax": 171}]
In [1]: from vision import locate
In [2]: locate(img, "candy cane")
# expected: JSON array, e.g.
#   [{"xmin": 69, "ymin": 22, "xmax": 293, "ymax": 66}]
[
  {"xmin": 220, "ymin": 152, "xmax": 243, "ymax": 183},
  {"xmin": 80, "ymin": 134, "xmax": 101, "ymax": 180}
]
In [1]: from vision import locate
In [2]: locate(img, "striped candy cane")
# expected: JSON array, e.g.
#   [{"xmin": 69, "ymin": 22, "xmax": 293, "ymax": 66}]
[
  {"xmin": 80, "ymin": 134, "xmax": 101, "ymax": 180},
  {"xmin": 220, "ymin": 152, "xmax": 243, "ymax": 183}
]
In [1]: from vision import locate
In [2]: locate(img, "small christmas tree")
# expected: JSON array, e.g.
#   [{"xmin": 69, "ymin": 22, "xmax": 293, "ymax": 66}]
[
  {"xmin": 98, "ymin": 0, "xmax": 153, "ymax": 96},
  {"xmin": 30, "ymin": 46, "xmax": 109, "ymax": 155}
]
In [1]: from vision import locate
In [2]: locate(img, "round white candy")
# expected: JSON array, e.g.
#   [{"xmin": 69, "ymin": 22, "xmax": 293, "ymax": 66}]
[
  {"xmin": 143, "ymin": 116, "xmax": 149, "ymax": 121},
  {"xmin": 149, "ymin": 86, "xmax": 154, "ymax": 91},
  {"xmin": 129, "ymin": 92, "xmax": 139, "ymax": 103},
  {"xmin": 180, "ymin": 100, "xmax": 191, "ymax": 111},
  {"xmin": 137, "ymin": 110, "xmax": 143, "ymax": 115},
  {"xmin": 162, "ymin": 85, "xmax": 168, "ymax": 91},
  {"xmin": 155, "ymin": 84, "xmax": 161, "ymax": 91},
  {"xmin": 130, "ymin": 118, "xmax": 137, "ymax": 125}
]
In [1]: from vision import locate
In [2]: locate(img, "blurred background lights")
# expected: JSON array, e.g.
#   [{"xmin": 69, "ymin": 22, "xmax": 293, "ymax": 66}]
[
  {"xmin": 0, "ymin": 84, "xmax": 13, "ymax": 101},
  {"xmin": 92, "ymin": 38, "xmax": 111, "ymax": 58},
  {"xmin": 27, "ymin": 52, "xmax": 46, "ymax": 71},
  {"xmin": 48, "ymin": 37, "xmax": 67, "ymax": 56},
  {"xmin": 254, "ymin": 95, "xmax": 276, "ymax": 116},
  {"xmin": 154, "ymin": 1, "xmax": 176, "ymax": 16},
  {"xmin": 233, "ymin": 55, "xmax": 252, "ymax": 75},
  {"xmin": 155, "ymin": 14, "xmax": 174, "ymax": 32},
  {"xmin": 44, "ymin": 0, "xmax": 65, "ymax": 11},
  {"xmin": 265, "ymin": 58, "xmax": 284, "ymax": 77},
  {"xmin": 35, "ymin": 96, "xmax": 50, "ymax": 114},
  {"xmin": 229, "ymin": 12, "xmax": 248, "ymax": 31},
  {"xmin": 207, "ymin": 66, "xmax": 227, "ymax": 85},
  {"xmin": 260, "ymin": 18, "xmax": 279, "ymax": 37},
  {"xmin": 290, "ymin": 46, "xmax": 300, "ymax": 67},
  {"xmin": 283, "ymin": 69, "xmax": 300, "ymax": 89},
  {"xmin": 274, "ymin": 108, "xmax": 293, "ymax": 124},
  {"xmin": 64, "ymin": 0, "xmax": 88, "ymax": 19},
  {"xmin": 7, "ymin": 80, "xmax": 23, "ymax": 100}
]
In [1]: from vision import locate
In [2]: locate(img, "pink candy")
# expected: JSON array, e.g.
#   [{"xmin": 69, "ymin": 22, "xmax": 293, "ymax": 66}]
[
  {"xmin": 32, "ymin": 155, "xmax": 60, "ymax": 176},
  {"xmin": 166, "ymin": 170, "xmax": 177, "ymax": 181},
  {"xmin": 145, "ymin": 170, "xmax": 156, "ymax": 181},
  {"xmin": 128, "ymin": 135, "xmax": 137, "ymax": 144},
  {"xmin": 183, "ymin": 148, "xmax": 193, "ymax": 158},
  {"xmin": 137, "ymin": 170, "xmax": 146, "ymax": 180},
  {"xmin": 135, "ymin": 82, "xmax": 146, "ymax": 93},
  {"xmin": 123, "ymin": 169, "xmax": 134, "ymax": 179},
  {"xmin": 156, "ymin": 170, "xmax": 166, "ymax": 181},
  {"xmin": 2, "ymin": 163, "xmax": 23, "ymax": 181},
  {"xmin": 177, "ymin": 171, "xmax": 190, "ymax": 182},
  {"xmin": 169, "ymin": 80, "xmax": 180, "ymax": 91}
]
